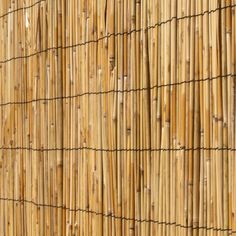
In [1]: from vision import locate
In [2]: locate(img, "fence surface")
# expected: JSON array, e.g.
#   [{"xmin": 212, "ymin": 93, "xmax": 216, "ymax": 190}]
[{"xmin": 0, "ymin": 0, "xmax": 236, "ymax": 235}]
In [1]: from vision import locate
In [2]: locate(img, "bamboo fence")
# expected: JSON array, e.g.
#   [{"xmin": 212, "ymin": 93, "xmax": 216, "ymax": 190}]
[{"xmin": 0, "ymin": 0, "xmax": 235, "ymax": 235}]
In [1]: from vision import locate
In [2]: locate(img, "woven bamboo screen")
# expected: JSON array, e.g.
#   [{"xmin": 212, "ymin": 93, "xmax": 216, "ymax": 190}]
[{"xmin": 0, "ymin": 0, "xmax": 236, "ymax": 235}]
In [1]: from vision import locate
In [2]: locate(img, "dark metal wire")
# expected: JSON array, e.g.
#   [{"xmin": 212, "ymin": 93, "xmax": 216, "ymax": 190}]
[
  {"xmin": 0, "ymin": 73, "xmax": 235, "ymax": 106},
  {"xmin": 0, "ymin": 3, "xmax": 235, "ymax": 65},
  {"xmin": 0, "ymin": 0, "xmax": 46, "ymax": 19},
  {"xmin": 0, "ymin": 197, "xmax": 235, "ymax": 233},
  {"xmin": 0, "ymin": 145, "xmax": 235, "ymax": 152}
]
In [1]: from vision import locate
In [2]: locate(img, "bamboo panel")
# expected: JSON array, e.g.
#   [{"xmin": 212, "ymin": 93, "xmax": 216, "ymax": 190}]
[{"xmin": 0, "ymin": 0, "xmax": 235, "ymax": 235}]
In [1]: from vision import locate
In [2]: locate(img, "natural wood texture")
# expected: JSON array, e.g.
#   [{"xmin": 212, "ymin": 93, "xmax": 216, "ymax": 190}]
[{"xmin": 0, "ymin": 0, "xmax": 235, "ymax": 235}]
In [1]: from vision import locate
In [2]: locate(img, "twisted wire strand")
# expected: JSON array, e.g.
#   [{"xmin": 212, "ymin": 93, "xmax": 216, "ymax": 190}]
[
  {"xmin": 0, "ymin": 197, "xmax": 235, "ymax": 233},
  {"xmin": 0, "ymin": 4, "xmax": 235, "ymax": 64},
  {"xmin": 0, "ymin": 0, "xmax": 46, "ymax": 19},
  {"xmin": 0, "ymin": 73, "xmax": 235, "ymax": 107},
  {"xmin": 0, "ymin": 146, "xmax": 235, "ymax": 152}
]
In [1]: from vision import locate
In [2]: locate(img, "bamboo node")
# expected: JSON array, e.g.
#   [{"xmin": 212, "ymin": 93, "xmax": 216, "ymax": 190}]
[
  {"xmin": 130, "ymin": 15, "xmax": 136, "ymax": 24},
  {"xmin": 126, "ymin": 128, "xmax": 131, "ymax": 134},
  {"xmin": 109, "ymin": 57, "xmax": 115, "ymax": 70},
  {"xmin": 112, "ymin": 114, "xmax": 117, "ymax": 122}
]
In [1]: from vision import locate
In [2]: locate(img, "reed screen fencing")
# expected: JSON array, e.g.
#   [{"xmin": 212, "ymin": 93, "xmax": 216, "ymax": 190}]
[{"xmin": 0, "ymin": 0, "xmax": 236, "ymax": 235}]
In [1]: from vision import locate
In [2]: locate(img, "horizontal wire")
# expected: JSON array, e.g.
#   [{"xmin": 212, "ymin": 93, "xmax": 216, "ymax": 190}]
[
  {"xmin": 0, "ymin": 197, "xmax": 235, "ymax": 233},
  {"xmin": 0, "ymin": 146, "xmax": 235, "ymax": 152},
  {"xmin": 0, "ymin": 73, "xmax": 235, "ymax": 107},
  {"xmin": 0, "ymin": 4, "xmax": 235, "ymax": 65},
  {"xmin": 0, "ymin": 0, "xmax": 45, "ymax": 19}
]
